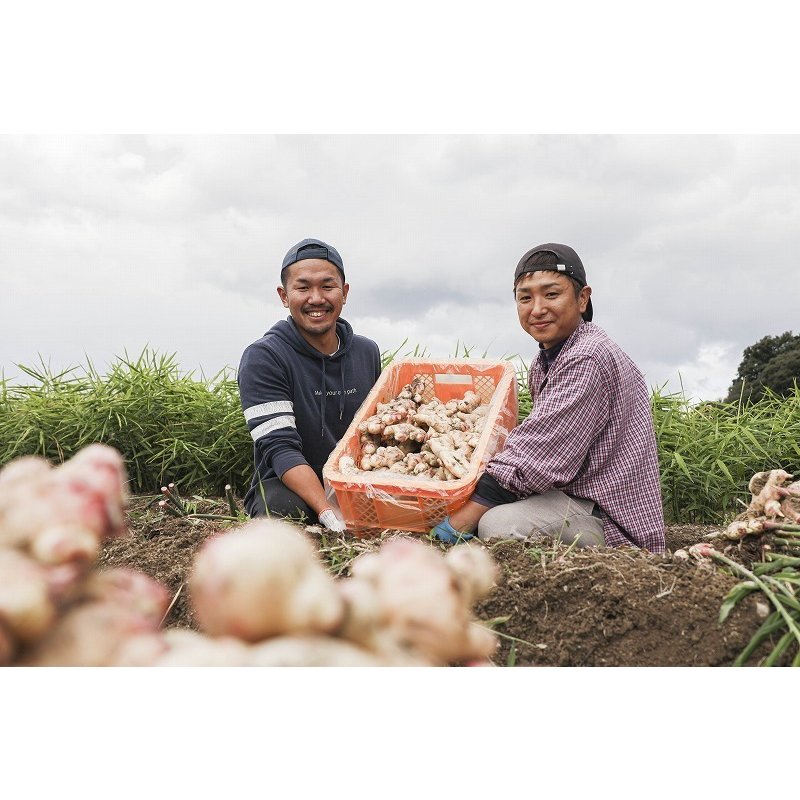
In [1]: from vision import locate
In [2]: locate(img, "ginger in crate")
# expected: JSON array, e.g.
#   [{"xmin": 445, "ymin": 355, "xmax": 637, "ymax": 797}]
[{"xmin": 340, "ymin": 381, "xmax": 488, "ymax": 481}]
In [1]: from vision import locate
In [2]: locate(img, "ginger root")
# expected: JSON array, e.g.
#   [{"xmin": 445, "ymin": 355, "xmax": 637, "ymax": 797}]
[
  {"xmin": 723, "ymin": 469, "xmax": 800, "ymax": 539},
  {"xmin": 339, "ymin": 379, "xmax": 489, "ymax": 482},
  {"xmin": 336, "ymin": 537, "xmax": 498, "ymax": 665},
  {"xmin": 426, "ymin": 435, "xmax": 471, "ymax": 479}
]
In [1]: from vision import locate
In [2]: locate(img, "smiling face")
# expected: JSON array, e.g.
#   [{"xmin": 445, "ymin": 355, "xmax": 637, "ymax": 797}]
[
  {"xmin": 514, "ymin": 270, "xmax": 591, "ymax": 348},
  {"xmin": 277, "ymin": 259, "xmax": 349, "ymax": 352}
]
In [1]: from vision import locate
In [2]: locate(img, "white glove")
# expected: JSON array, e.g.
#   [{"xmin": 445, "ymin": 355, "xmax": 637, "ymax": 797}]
[{"xmin": 319, "ymin": 508, "xmax": 346, "ymax": 533}]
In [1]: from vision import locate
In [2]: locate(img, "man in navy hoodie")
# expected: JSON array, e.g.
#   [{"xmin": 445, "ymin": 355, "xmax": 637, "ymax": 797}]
[{"xmin": 238, "ymin": 238, "xmax": 381, "ymax": 531}]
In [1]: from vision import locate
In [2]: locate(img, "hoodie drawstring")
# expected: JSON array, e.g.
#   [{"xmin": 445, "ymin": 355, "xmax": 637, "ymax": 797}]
[
  {"xmin": 321, "ymin": 354, "xmax": 347, "ymax": 435},
  {"xmin": 320, "ymin": 357, "xmax": 326, "ymax": 438},
  {"xmin": 339, "ymin": 358, "xmax": 346, "ymax": 420}
]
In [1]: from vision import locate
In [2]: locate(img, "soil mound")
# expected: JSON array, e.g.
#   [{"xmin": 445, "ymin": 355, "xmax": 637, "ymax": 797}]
[{"xmin": 100, "ymin": 497, "xmax": 777, "ymax": 667}]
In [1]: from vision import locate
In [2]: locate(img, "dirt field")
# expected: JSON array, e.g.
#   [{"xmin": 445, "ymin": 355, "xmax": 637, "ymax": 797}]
[{"xmin": 99, "ymin": 495, "xmax": 781, "ymax": 667}]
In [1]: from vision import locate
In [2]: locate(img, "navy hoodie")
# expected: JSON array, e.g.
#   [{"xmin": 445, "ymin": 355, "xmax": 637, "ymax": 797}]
[{"xmin": 237, "ymin": 316, "xmax": 381, "ymax": 506}]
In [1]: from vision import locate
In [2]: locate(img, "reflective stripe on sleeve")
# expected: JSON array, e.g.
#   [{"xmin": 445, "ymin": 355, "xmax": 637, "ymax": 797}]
[
  {"xmin": 244, "ymin": 400, "xmax": 294, "ymax": 421},
  {"xmin": 250, "ymin": 415, "xmax": 297, "ymax": 441}
]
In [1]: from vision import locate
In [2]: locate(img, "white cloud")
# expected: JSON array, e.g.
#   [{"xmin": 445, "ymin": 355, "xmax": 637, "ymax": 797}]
[
  {"xmin": 117, "ymin": 152, "xmax": 146, "ymax": 172},
  {"xmin": 2, "ymin": 134, "xmax": 799, "ymax": 401},
  {"xmin": 643, "ymin": 342, "xmax": 741, "ymax": 403}
]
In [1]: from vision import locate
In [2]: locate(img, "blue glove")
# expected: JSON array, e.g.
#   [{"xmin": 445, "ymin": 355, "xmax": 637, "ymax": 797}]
[{"xmin": 431, "ymin": 517, "xmax": 475, "ymax": 544}]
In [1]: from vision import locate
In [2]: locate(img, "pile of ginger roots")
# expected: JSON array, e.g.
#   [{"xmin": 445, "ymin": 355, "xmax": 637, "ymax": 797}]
[
  {"xmin": 0, "ymin": 444, "xmax": 500, "ymax": 667},
  {"xmin": 720, "ymin": 468, "xmax": 800, "ymax": 539},
  {"xmin": 339, "ymin": 377, "xmax": 490, "ymax": 481}
]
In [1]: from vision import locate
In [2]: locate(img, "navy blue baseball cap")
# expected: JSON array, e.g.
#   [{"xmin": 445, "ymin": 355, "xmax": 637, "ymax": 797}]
[
  {"xmin": 514, "ymin": 242, "xmax": 593, "ymax": 321},
  {"xmin": 281, "ymin": 238, "xmax": 345, "ymax": 281}
]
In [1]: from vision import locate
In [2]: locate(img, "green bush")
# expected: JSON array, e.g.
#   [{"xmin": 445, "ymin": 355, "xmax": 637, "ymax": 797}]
[
  {"xmin": 0, "ymin": 350, "xmax": 251, "ymax": 495},
  {"xmin": 653, "ymin": 385, "xmax": 800, "ymax": 522}
]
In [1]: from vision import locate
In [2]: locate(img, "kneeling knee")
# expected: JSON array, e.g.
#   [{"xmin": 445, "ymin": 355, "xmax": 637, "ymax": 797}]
[{"xmin": 476, "ymin": 507, "xmax": 529, "ymax": 542}]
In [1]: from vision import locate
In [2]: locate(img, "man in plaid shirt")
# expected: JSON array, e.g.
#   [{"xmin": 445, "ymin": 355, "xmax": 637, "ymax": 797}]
[{"xmin": 432, "ymin": 243, "xmax": 665, "ymax": 553}]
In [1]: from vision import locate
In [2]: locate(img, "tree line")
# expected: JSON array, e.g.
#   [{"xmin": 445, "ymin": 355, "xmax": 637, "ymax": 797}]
[{"xmin": 726, "ymin": 331, "xmax": 800, "ymax": 403}]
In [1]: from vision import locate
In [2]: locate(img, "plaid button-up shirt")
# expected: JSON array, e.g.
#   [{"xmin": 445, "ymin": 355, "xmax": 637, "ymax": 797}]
[{"xmin": 486, "ymin": 321, "xmax": 665, "ymax": 552}]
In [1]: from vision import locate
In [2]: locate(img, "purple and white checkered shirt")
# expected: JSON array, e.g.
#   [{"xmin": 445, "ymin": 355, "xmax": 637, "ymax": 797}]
[{"xmin": 486, "ymin": 321, "xmax": 665, "ymax": 552}]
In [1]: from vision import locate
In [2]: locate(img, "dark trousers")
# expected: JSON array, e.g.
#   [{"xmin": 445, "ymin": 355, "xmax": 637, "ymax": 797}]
[{"xmin": 244, "ymin": 477, "xmax": 316, "ymax": 523}]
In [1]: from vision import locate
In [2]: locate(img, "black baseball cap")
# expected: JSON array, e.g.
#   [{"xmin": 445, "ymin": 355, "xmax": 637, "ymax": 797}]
[
  {"xmin": 281, "ymin": 238, "xmax": 345, "ymax": 281},
  {"xmin": 513, "ymin": 242, "xmax": 593, "ymax": 321}
]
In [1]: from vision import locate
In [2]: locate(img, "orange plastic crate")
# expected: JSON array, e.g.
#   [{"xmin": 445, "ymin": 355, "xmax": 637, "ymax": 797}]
[{"xmin": 323, "ymin": 359, "xmax": 518, "ymax": 535}]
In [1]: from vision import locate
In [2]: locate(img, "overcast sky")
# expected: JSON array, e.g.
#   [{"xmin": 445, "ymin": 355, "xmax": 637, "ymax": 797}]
[{"xmin": 2, "ymin": 134, "xmax": 798, "ymax": 401}]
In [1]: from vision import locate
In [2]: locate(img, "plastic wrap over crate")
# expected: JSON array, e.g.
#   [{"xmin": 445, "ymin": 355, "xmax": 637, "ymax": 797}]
[{"xmin": 323, "ymin": 359, "xmax": 518, "ymax": 535}]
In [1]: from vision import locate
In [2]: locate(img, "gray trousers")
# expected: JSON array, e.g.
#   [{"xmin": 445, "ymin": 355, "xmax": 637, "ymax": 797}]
[{"xmin": 477, "ymin": 490, "xmax": 604, "ymax": 548}]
